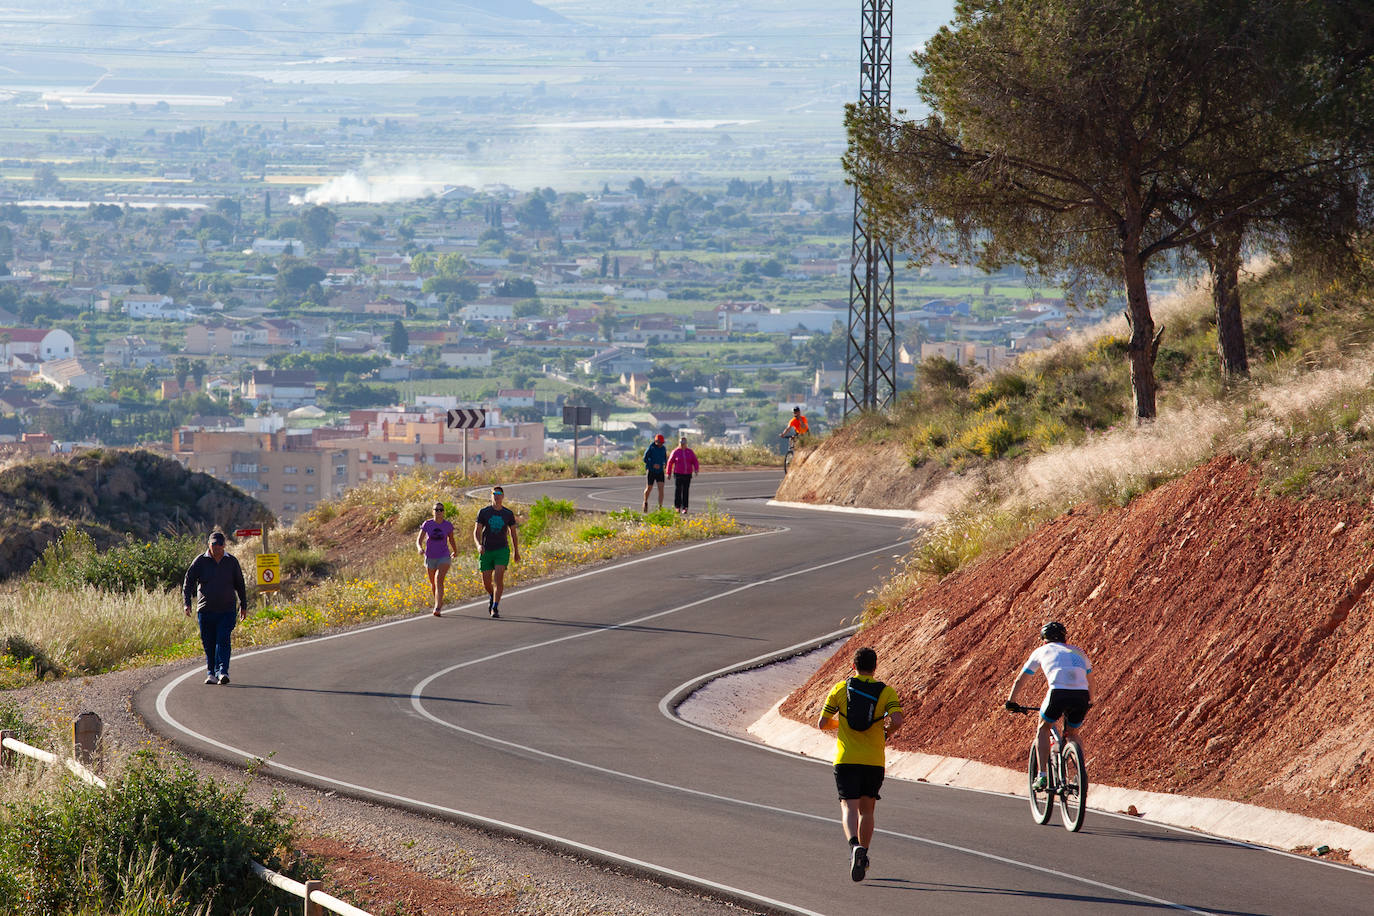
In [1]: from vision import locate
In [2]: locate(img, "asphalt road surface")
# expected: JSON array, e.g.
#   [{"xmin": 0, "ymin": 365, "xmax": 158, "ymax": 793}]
[{"xmin": 138, "ymin": 471, "xmax": 1374, "ymax": 915}]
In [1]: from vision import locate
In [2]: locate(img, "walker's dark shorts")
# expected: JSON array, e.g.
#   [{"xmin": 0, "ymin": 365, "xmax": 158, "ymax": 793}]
[
  {"xmin": 646, "ymin": 469, "xmax": 665, "ymax": 484},
  {"xmin": 835, "ymin": 763, "xmax": 885, "ymax": 800}
]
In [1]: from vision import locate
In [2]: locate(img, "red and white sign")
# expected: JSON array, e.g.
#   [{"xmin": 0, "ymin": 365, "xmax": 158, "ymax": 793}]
[{"xmin": 234, "ymin": 528, "xmax": 262, "ymax": 538}]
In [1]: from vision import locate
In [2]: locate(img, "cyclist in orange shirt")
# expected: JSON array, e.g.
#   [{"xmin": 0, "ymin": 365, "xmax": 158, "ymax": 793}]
[{"xmin": 781, "ymin": 406, "xmax": 809, "ymax": 441}]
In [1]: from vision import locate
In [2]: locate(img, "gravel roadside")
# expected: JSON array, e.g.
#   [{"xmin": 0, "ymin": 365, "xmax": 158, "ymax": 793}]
[{"xmin": 4, "ymin": 662, "xmax": 764, "ymax": 916}]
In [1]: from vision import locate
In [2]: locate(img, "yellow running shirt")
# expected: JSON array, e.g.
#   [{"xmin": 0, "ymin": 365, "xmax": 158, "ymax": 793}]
[{"xmin": 822, "ymin": 675, "xmax": 902, "ymax": 767}]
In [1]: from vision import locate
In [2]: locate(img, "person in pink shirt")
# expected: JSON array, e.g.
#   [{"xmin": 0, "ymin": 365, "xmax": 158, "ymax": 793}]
[{"xmin": 666, "ymin": 435, "xmax": 700, "ymax": 514}]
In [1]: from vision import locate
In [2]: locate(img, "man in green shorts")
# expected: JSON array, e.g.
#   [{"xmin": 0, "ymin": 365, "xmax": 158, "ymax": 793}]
[
  {"xmin": 474, "ymin": 485, "xmax": 520, "ymax": 618},
  {"xmin": 817, "ymin": 646, "xmax": 904, "ymax": 882}
]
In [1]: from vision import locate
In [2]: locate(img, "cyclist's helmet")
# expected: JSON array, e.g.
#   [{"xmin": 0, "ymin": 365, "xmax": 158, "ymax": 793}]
[{"xmin": 1041, "ymin": 620, "xmax": 1067, "ymax": 643}]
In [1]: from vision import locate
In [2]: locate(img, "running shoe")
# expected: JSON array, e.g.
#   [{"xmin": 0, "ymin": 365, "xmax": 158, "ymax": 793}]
[
  {"xmin": 1033, "ymin": 774, "xmax": 1047, "ymax": 791},
  {"xmin": 205, "ymin": 674, "xmax": 217, "ymax": 685},
  {"xmin": 490, "ymin": 603, "xmax": 500, "ymax": 619},
  {"xmin": 850, "ymin": 845, "xmax": 868, "ymax": 882},
  {"xmin": 218, "ymin": 674, "xmax": 230, "ymax": 685}
]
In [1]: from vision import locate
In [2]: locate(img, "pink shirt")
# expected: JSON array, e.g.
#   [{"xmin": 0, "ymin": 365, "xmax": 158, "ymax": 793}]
[{"xmin": 667, "ymin": 446, "xmax": 699, "ymax": 476}]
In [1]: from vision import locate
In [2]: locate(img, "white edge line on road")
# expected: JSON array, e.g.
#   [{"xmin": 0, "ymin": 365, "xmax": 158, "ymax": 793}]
[
  {"xmin": 155, "ymin": 682, "xmax": 825, "ymax": 916},
  {"xmin": 766, "ymin": 499, "xmax": 940, "ymax": 522},
  {"xmin": 154, "ymin": 528, "xmax": 1208, "ymax": 915},
  {"xmin": 154, "ymin": 527, "xmax": 875, "ymax": 916}
]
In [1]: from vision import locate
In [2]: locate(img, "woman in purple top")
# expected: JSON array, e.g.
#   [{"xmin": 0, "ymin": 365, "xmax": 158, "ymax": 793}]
[
  {"xmin": 666, "ymin": 435, "xmax": 700, "ymax": 514},
  {"xmin": 417, "ymin": 501, "xmax": 458, "ymax": 616}
]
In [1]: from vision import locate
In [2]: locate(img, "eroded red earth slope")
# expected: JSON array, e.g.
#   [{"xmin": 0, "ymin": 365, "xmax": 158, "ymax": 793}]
[{"xmin": 781, "ymin": 456, "xmax": 1374, "ymax": 831}]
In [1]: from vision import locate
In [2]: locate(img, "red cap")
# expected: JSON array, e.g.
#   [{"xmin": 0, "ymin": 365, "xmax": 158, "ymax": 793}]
[{"xmin": 655, "ymin": 434, "xmax": 665, "ymax": 443}]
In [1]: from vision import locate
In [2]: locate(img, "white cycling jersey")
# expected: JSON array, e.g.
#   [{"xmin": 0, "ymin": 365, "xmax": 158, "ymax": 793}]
[{"xmin": 1022, "ymin": 642, "xmax": 1092, "ymax": 691}]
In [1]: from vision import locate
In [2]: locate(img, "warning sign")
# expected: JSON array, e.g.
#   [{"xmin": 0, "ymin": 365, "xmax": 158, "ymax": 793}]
[{"xmin": 255, "ymin": 553, "xmax": 281, "ymax": 591}]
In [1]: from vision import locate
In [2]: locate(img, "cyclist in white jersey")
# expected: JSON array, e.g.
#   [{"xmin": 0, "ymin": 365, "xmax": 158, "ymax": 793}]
[{"xmin": 1005, "ymin": 621, "xmax": 1093, "ymax": 789}]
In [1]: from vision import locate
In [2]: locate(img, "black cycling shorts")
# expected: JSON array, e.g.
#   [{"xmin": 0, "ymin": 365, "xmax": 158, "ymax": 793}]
[
  {"xmin": 645, "ymin": 469, "xmax": 665, "ymax": 484},
  {"xmin": 834, "ymin": 763, "xmax": 885, "ymax": 801},
  {"xmin": 1041, "ymin": 689, "xmax": 1091, "ymax": 729}
]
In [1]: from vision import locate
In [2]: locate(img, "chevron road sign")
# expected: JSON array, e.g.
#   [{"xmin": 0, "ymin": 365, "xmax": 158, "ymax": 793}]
[{"xmin": 446, "ymin": 408, "xmax": 486, "ymax": 429}]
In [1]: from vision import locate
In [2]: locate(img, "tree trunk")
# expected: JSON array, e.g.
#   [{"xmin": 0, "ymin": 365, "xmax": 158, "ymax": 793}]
[
  {"xmin": 1121, "ymin": 247, "xmax": 1158, "ymax": 421},
  {"xmin": 1209, "ymin": 225, "xmax": 1249, "ymax": 377}
]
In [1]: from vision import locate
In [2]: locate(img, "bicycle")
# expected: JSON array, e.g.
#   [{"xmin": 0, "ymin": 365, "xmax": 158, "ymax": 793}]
[
  {"xmin": 781, "ymin": 433, "xmax": 797, "ymax": 474},
  {"xmin": 1006, "ymin": 703, "xmax": 1088, "ymax": 832}
]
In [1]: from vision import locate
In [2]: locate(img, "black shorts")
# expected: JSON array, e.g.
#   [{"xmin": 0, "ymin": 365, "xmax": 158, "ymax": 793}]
[
  {"xmin": 646, "ymin": 469, "xmax": 665, "ymax": 484},
  {"xmin": 1042, "ymin": 689, "xmax": 1091, "ymax": 729},
  {"xmin": 834, "ymin": 764, "xmax": 885, "ymax": 801}
]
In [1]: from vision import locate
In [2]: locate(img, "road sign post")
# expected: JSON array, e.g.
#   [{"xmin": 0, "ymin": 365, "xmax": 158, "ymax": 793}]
[
  {"xmin": 563, "ymin": 405, "xmax": 591, "ymax": 478},
  {"xmin": 445, "ymin": 408, "xmax": 487, "ymax": 478}
]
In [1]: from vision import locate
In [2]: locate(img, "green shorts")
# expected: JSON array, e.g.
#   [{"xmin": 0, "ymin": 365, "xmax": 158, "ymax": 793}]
[{"xmin": 479, "ymin": 547, "xmax": 510, "ymax": 571}]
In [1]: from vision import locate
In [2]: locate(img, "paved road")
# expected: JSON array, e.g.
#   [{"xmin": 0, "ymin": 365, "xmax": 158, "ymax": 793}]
[{"xmin": 138, "ymin": 471, "xmax": 1374, "ymax": 915}]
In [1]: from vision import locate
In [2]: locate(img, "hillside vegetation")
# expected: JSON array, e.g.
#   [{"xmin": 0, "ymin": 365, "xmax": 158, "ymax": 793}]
[
  {"xmin": 0, "ymin": 450, "xmax": 270, "ymax": 582},
  {"xmin": 778, "ymin": 261, "xmax": 1374, "ymax": 839}
]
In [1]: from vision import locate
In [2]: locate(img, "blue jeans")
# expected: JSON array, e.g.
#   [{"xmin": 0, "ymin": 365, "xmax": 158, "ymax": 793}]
[{"xmin": 198, "ymin": 610, "xmax": 237, "ymax": 677}]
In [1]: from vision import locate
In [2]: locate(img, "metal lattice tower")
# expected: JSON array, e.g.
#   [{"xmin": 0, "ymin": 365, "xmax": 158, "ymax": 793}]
[{"xmin": 844, "ymin": 0, "xmax": 897, "ymax": 418}]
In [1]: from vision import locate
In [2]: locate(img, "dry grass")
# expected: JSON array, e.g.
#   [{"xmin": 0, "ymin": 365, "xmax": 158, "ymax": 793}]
[
  {"xmin": 867, "ymin": 260, "xmax": 1374, "ymax": 604},
  {"xmin": 0, "ymin": 583, "xmax": 189, "ymax": 676}
]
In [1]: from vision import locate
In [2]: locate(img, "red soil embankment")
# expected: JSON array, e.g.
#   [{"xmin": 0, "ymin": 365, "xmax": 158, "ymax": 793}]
[{"xmin": 780, "ymin": 455, "xmax": 1374, "ymax": 831}]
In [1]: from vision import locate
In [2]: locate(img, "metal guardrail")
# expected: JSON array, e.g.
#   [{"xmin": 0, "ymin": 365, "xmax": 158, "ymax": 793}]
[{"xmin": 1, "ymin": 721, "xmax": 374, "ymax": 916}]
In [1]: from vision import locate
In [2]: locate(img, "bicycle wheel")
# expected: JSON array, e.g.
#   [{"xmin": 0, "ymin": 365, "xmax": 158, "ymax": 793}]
[
  {"xmin": 783, "ymin": 449, "xmax": 792, "ymax": 474},
  {"xmin": 1060, "ymin": 740, "xmax": 1087, "ymax": 832},
  {"xmin": 1028, "ymin": 743, "xmax": 1053, "ymax": 824}
]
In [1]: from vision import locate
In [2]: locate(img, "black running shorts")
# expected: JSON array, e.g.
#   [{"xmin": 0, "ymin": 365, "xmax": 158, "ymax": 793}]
[
  {"xmin": 834, "ymin": 763, "xmax": 885, "ymax": 801},
  {"xmin": 1042, "ymin": 689, "xmax": 1091, "ymax": 729},
  {"xmin": 646, "ymin": 469, "xmax": 665, "ymax": 484}
]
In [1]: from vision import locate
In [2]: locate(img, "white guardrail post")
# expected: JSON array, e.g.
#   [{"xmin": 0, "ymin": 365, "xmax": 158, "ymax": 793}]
[{"xmin": 0, "ymin": 716, "xmax": 373, "ymax": 916}]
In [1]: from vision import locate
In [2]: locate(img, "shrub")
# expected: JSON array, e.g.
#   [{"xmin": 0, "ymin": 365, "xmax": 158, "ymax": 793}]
[
  {"xmin": 523, "ymin": 495, "xmax": 576, "ymax": 541},
  {"xmin": 971, "ymin": 371, "xmax": 1030, "ymax": 408},
  {"xmin": 575, "ymin": 524, "xmax": 616, "ymax": 542},
  {"xmin": 280, "ymin": 546, "xmax": 329, "ymax": 577},
  {"xmin": 0, "ymin": 699, "xmax": 43, "ymax": 745},
  {"xmin": 956, "ymin": 414, "xmax": 1022, "ymax": 459},
  {"xmin": 0, "ymin": 753, "xmax": 304, "ymax": 915},
  {"xmin": 29, "ymin": 530, "xmax": 201, "ymax": 594}
]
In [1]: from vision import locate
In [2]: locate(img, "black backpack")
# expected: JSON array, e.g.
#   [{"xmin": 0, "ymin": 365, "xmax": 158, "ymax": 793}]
[{"xmin": 844, "ymin": 677, "xmax": 886, "ymax": 731}]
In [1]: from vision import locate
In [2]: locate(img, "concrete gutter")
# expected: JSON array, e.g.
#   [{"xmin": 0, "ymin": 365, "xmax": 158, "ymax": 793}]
[{"xmin": 766, "ymin": 499, "xmax": 941, "ymax": 523}]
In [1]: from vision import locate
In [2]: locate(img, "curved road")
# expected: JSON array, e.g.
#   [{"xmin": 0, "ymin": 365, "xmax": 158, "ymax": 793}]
[{"xmin": 138, "ymin": 471, "xmax": 1373, "ymax": 915}]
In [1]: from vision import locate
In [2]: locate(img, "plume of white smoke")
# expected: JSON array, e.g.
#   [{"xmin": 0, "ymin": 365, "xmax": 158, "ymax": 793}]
[{"xmin": 289, "ymin": 140, "xmax": 579, "ymax": 205}]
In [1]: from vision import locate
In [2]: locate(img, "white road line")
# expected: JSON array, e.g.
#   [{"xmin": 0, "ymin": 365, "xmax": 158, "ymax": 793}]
[
  {"xmin": 154, "ymin": 536, "xmax": 905, "ymax": 916},
  {"xmin": 156, "ymin": 527, "xmax": 1213, "ymax": 914}
]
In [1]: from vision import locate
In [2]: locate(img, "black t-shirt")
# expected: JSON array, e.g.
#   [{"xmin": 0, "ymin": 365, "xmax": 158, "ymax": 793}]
[{"xmin": 476, "ymin": 505, "xmax": 517, "ymax": 551}]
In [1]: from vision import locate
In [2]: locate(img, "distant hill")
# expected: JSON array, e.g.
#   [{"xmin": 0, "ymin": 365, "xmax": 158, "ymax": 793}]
[
  {"xmin": 75, "ymin": 0, "xmax": 572, "ymax": 48},
  {"xmin": 0, "ymin": 449, "xmax": 271, "ymax": 581}
]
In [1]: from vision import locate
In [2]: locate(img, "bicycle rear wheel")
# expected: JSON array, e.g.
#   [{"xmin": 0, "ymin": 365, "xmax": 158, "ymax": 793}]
[
  {"xmin": 1060, "ymin": 740, "xmax": 1087, "ymax": 832},
  {"xmin": 1028, "ymin": 743, "xmax": 1052, "ymax": 824},
  {"xmin": 783, "ymin": 449, "xmax": 791, "ymax": 474}
]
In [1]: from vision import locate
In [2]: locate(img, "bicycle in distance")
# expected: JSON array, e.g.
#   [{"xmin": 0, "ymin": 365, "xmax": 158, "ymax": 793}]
[
  {"xmin": 780, "ymin": 430, "xmax": 798, "ymax": 474},
  {"xmin": 1006, "ymin": 702, "xmax": 1088, "ymax": 831}
]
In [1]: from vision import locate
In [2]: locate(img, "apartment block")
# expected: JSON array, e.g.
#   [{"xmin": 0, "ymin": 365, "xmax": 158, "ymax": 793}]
[{"xmin": 174, "ymin": 426, "xmax": 359, "ymax": 524}]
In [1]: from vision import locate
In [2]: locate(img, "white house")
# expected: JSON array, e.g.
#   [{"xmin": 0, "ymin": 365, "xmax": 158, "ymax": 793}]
[
  {"xmin": 250, "ymin": 238, "xmax": 307, "ymax": 256},
  {"xmin": 122, "ymin": 294, "xmax": 176, "ymax": 319},
  {"xmin": 243, "ymin": 370, "xmax": 318, "ymax": 407},
  {"xmin": 496, "ymin": 388, "xmax": 536, "ymax": 408},
  {"xmin": 438, "ymin": 345, "xmax": 494, "ymax": 369},
  {"xmin": 459, "ymin": 303, "xmax": 516, "ymax": 322},
  {"xmin": 0, "ymin": 327, "xmax": 76, "ymax": 362}
]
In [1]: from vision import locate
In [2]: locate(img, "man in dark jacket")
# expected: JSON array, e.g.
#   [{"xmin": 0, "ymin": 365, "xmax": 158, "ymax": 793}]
[
  {"xmin": 642, "ymin": 433, "xmax": 667, "ymax": 512},
  {"xmin": 183, "ymin": 530, "xmax": 248, "ymax": 685}
]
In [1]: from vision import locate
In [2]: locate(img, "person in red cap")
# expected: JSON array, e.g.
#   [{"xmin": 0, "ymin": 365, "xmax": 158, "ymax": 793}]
[{"xmin": 642, "ymin": 433, "xmax": 668, "ymax": 512}]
